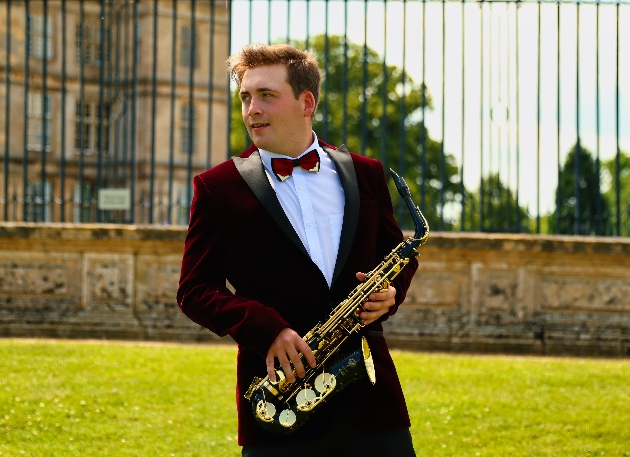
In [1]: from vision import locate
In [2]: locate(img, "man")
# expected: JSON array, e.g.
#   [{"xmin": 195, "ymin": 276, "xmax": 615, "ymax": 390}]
[{"xmin": 177, "ymin": 43, "xmax": 418, "ymax": 457}]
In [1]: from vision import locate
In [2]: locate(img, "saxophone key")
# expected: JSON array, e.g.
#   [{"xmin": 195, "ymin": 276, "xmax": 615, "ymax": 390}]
[
  {"xmin": 314, "ymin": 373, "xmax": 336, "ymax": 394},
  {"xmin": 296, "ymin": 388, "xmax": 318, "ymax": 411},
  {"xmin": 279, "ymin": 409, "xmax": 297, "ymax": 428},
  {"xmin": 255, "ymin": 401, "xmax": 276, "ymax": 423}
]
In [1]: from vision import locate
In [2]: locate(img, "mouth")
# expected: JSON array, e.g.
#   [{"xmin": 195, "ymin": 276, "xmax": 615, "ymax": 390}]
[{"xmin": 250, "ymin": 123, "xmax": 269, "ymax": 130}]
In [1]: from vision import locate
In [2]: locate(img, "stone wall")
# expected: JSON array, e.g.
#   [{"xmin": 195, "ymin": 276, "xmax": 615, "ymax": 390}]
[{"xmin": 1, "ymin": 223, "xmax": 629, "ymax": 357}]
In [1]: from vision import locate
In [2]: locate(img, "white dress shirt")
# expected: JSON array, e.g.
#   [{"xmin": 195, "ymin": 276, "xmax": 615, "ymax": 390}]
[{"xmin": 259, "ymin": 133, "xmax": 345, "ymax": 287}]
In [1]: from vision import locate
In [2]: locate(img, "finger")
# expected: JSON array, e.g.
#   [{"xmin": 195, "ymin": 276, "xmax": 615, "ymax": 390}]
[
  {"xmin": 362, "ymin": 300, "xmax": 389, "ymax": 312},
  {"xmin": 295, "ymin": 339, "xmax": 317, "ymax": 369},
  {"xmin": 356, "ymin": 272, "xmax": 367, "ymax": 282},
  {"xmin": 266, "ymin": 353, "xmax": 277, "ymax": 382},
  {"xmin": 285, "ymin": 346, "xmax": 305, "ymax": 380},
  {"xmin": 369, "ymin": 286, "xmax": 396, "ymax": 302},
  {"xmin": 361, "ymin": 307, "xmax": 389, "ymax": 325},
  {"xmin": 278, "ymin": 353, "xmax": 295, "ymax": 384}
]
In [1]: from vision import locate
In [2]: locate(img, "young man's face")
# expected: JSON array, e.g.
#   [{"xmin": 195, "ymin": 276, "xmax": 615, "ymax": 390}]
[{"xmin": 239, "ymin": 64, "xmax": 315, "ymax": 158}]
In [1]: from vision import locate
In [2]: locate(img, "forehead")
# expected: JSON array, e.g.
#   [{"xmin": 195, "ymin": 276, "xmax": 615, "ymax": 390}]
[{"xmin": 240, "ymin": 64, "xmax": 290, "ymax": 92}]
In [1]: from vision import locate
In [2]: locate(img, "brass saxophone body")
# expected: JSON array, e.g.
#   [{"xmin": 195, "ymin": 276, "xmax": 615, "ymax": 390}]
[{"xmin": 244, "ymin": 169, "xmax": 429, "ymax": 434}]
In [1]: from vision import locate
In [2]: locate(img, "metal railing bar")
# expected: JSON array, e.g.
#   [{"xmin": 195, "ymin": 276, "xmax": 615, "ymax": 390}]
[
  {"xmin": 420, "ymin": 0, "xmax": 427, "ymax": 214},
  {"xmin": 22, "ymin": 1, "xmax": 30, "ymax": 223},
  {"xmin": 3, "ymin": 1, "xmax": 10, "ymax": 222},
  {"xmin": 506, "ymin": 3, "xmax": 512, "ymax": 230},
  {"xmin": 149, "ymin": 0, "xmax": 158, "ymax": 224},
  {"xmin": 488, "ymin": 4, "xmax": 493, "ymax": 230},
  {"xmin": 595, "ymin": 0, "xmax": 601, "ymax": 235},
  {"xmin": 574, "ymin": 0, "xmax": 581, "ymax": 234},
  {"xmin": 122, "ymin": 3, "xmax": 131, "ymax": 191},
  {"xmin": 460, "ymin": 0, "xmax": 466, "ymax": 230},
  {"xmin": 105, "ymin": 0, "xmax": 113, "ymax": 198},
  {"xmin": 342, "ymin": 0, "xmax": 348, "ymax": 147},
  {"xmin": 227, "ymin": 0, "xmax": 233, "ymax": 160},
  {"xmin": 515, "ymin": 0, "xmax": 521, "ymax": 231},
  {"xmin": 615, "ymin": 0, "xmax": 621, "ymax": 236},
  {"xmin": 113, "ymin": 4, "xmax": 121, "ymax": 192},
  {"xmin": 479, "ymin": 0, "xmax": 484, "ymax": 231},
  {"xmin": 167, "ymin": 0, "xmax": 177, "ymax": 224},
  {"xmin": 397, "ymin": 0, "xmax": 408, "ymax": 228},
  {"xmin": 40, "ymin": 0, "xmax": 48, "ymax": 222},
  {"xmin": 323, "ymin": 0, "xmax": 330, "ymax": 142},
  {"xmin": 380, "ymin": 0, "xmax": 387, "ymax": 170},
  {"xmin": 207, "ymin": 0, "xmax": 216, "ymax": 171},
  {"xmin": 287, "ymin": 0, "xmax": 292, "ymax": 45},
  {"xmin": 186, "ymin": 0, "xmax": 197, "ymax": 223},
  {"xmin": 360, "ymin": 0, "xmax": 368, "ymax": 156},
  {"xmin": 439, "ymin": 0, "xmax": 446, "ymax": 231},
  {"xmin": 267, "ymin": 0, "xmax": 271, "ymax": 45},
  {"xmin": 97, "ymin": 0, "xmax": 106, "ymax": 223},
  {"xmin": 556, "ymin": 0, "xmax": 561, "ymax": 234},
  {"xmin": 306, "ymin": 0, "xmax": 311, "ymax": 51},
  {"xmin": 536, "ymin": 0, "xmax": 541, "ymax": 233},
  {"xmin": 130, "ymin": 0, "xmax": 139, "ymax": 223}
]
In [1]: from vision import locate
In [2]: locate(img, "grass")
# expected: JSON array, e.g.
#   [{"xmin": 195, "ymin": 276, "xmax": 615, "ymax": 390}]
[{"xmin": 0, "ymin": 340, "xmax": 629, "ymax": 457}]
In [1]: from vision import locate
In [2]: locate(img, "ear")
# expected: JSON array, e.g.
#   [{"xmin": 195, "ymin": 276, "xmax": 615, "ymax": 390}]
[{"xmin": 302, "ymin": 91, "xmax": 316, "ymax": 118}]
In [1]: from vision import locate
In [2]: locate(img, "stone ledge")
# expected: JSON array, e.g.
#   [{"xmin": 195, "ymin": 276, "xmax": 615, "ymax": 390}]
[{"xmin": 0, "ymin": 223, "xmax": 628, "ymax": 357}]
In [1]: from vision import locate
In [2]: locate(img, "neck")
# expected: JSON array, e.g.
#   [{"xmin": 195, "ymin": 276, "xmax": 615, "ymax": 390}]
[{"xmin": 283, "ymin": 130, "xmax": 314, "ymax": 158}]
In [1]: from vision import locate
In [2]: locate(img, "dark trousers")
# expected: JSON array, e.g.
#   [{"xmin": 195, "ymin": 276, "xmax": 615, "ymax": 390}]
[
  {"xmin": 242, "ymin": 427, "xmax": 415, "ymax": 457},
  {"xmin": 242, "ymin": 402, "xmax": 416, "ymax": 457}
]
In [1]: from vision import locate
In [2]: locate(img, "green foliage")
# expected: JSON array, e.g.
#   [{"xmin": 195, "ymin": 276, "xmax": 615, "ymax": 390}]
[
  {"xmin": 462, "ymin": 173, "xmax": 532, "ymax": 233},
  {"xmin": 2, "ymin": 340, "xmax": 630, "ymax": 456},
  {"xmin": 550, "ymin": 143, "xmax": 608, "ymax": 235},
  {"xmin": 602, "ymin": 150, "xmax": 630, "ymax": 235}
]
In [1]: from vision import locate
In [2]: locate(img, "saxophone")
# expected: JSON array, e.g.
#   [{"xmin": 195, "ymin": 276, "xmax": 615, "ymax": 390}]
[{"xmin": 244, "ymin": 169, "xmax": 429, "ymax": 433}]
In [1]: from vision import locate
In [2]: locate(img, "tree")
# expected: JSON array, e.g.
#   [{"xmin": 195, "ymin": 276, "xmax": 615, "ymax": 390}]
[
  {"xmin": 602, "ymin": 150, "xmax": 630, "ymax": 236},
  {"xmin": 463, "ymin": 173, "xmax": 532, "ymax": 233},
  {"xmin": 551, "ymin": 143, "xmax": 608, "ymax": 235},
  {"xmin": 229, "ymin": 36, "xmax": 462, "ymax": 232}
]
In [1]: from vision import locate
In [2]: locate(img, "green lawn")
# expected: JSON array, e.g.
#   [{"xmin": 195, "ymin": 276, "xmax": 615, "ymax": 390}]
[{"xmin": 1, "ymin": 339, "xmax": 629, "ymax": 457}]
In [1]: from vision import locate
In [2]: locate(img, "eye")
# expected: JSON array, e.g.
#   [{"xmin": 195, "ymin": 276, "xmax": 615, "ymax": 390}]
[{"xmin": 240, "ymin": 94, "xmax": 250, "ymax": 102}]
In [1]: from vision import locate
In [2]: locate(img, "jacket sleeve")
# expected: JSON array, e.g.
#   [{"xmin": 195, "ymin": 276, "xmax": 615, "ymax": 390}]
[
  {"xmin": 176, "ymin": 174, "xmax": 290, "ymax": 357},
  {"xmin": 373, "ymin": 161, "xmax": 419, "ymax": 318}
]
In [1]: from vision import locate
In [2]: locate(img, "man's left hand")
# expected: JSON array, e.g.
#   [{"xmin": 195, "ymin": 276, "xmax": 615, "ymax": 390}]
[{"xmin": 355, "ymin": 272, "xmax": 396, "ymax": 326}]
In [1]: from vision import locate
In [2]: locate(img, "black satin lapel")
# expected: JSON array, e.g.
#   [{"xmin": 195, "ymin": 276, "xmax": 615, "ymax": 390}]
[
  {"xmin": 232, "ymin": 151, "xmax": 309, "ymax": 258},
  {"xmin": 325, "ymin": 144, "xmax": 359, "ymax": 284}
]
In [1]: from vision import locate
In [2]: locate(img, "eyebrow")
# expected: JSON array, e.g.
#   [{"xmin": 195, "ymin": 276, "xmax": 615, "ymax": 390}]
[{"xmin": 240, "ymin": 87, "xmax": 277, "ymax": 95}]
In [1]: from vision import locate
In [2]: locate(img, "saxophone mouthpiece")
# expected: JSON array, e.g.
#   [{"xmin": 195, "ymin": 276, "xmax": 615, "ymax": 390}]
[{"xmin": 390, "ymin": 168, "xmax": 411, "ymax": 199}]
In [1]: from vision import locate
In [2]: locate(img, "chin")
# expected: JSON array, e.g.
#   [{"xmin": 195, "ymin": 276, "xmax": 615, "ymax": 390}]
[{"xmin": 253, "ymin": 139, "xmax": 277, "ymax": 152}]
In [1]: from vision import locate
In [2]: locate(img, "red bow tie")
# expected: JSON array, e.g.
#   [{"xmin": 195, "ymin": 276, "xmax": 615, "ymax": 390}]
[{"xmin": 270, "ymin": 150, "xmax": 321, "ymax": 182}]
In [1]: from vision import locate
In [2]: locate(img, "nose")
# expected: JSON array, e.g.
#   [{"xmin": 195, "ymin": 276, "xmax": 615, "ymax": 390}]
[{"xmin": 247, "ymin": 97, "xmax": 262, "ymax": 117}]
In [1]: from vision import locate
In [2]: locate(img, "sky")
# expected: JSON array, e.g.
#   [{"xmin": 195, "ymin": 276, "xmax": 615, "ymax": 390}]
[{"xmin": 230, "ymin": 0, "xmax": 630, "ymax": 216}]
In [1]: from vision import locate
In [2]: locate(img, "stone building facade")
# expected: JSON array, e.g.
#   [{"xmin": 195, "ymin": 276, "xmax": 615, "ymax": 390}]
[{"xmin": 0, "ymin": 0, "xmax": 229, "ymax": 224}]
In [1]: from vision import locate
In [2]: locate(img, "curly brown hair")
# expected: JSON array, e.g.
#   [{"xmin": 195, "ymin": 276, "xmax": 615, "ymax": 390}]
[{"xmin": 227, "ymin": 43, "xmax": 321, "ymax": 112}]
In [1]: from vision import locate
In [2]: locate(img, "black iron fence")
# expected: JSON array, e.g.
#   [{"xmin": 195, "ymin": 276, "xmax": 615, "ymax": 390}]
[
  {"xmin": 1, "ymin": 0, "xmax": 629, "ymax": 236},
  {"xmin": 1, "ymin": 0, "xmax": 227, "ymax": 225}
]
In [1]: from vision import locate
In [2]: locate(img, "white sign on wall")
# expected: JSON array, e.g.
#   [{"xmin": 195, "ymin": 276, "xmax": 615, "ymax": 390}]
[{"xmin": 98, "ymin": 189, "xmax": 131, "ymax": 210}]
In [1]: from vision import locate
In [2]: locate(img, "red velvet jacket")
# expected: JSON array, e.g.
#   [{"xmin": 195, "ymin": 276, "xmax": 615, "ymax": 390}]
[{"xmin": 177, "ymin": 140, "xmax": 419, "ymax": 446}]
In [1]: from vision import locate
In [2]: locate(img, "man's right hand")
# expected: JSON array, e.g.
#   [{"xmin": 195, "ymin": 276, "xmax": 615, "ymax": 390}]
[{"xmin": 266, "ymin": 328, "xmax": 317, "ymax": 383}]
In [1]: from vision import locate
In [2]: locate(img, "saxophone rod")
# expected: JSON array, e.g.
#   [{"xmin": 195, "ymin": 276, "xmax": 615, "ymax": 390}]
[{"xmin": 317, "ymin": 258, "xmax": 396, "ymax": 335}]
